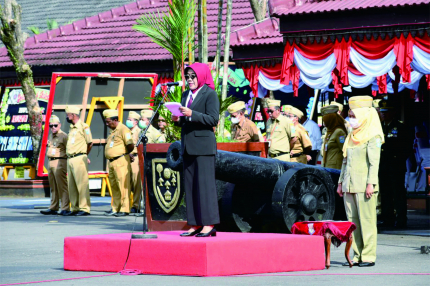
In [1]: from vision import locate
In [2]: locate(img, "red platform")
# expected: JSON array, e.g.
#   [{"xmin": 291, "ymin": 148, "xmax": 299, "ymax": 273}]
[{"xmin": 64, "ymin": 231, "xmax": 325, "ymax": 276}]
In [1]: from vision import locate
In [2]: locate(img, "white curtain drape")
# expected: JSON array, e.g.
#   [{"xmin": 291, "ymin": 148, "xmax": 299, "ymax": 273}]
[
  {"xmin": 293, "ymin": 48, "xmax": 336, "ymax": 78},
  {"xmin": 350, "ymin": 47, "xmax": 397, "ymax": 77},
  {"xmin": 257, "ymin": 71, "xmax": 304, "ymax": 96},
  {"xmin": 347, "ymin": 71, "xmax": 375, "ymax": 88},
  {"xmin": 411, "ymin": 45, "xmax": 430, "ymax": 74}
]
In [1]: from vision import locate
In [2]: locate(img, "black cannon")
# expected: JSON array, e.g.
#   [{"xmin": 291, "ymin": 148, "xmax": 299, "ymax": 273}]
[{"xmin": 166, "ymin": 141, "xmax": 342, "ymax": 233}]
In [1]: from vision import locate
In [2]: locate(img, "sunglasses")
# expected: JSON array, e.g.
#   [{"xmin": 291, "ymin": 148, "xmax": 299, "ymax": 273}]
[
  {"xmin": 158, "ymin": 119, "xmax": 166, "ymax": 122},
  {"xmin": 267, "ymin": 109, "xmax": 276, "ymax": 114},
  {"xmin": 49, "ymin": 124, "xmax": 58, "ymax": 128},
  {"xmin": 185, "ymin": 74, "xmax": 197, "ymax": 80}
]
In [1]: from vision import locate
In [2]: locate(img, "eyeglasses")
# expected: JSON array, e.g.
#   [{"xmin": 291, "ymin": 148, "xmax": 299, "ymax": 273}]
[
  {"xmin": 185, "ymin": 74, "xmax": 197, "ymax": 80},
  {"xmin": 49, "ymin": 124, "xmax": 58, "ymax": 128}
]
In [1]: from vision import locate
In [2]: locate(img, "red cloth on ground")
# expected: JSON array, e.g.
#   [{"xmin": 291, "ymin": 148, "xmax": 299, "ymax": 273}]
[{"xmin": 291, "ymin": 221, "xmax": 356, "ymax": 247}]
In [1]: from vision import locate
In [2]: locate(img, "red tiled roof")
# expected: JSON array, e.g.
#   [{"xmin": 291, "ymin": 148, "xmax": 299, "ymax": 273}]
[
  {"xmin": 230, "ymin": 18, "xmax": 282, "ymax": 47},
  {"xmin": 269, "ymin": 0, "xmax": 430, "ymax": 17},
  {"xmin": 0, "ymin": 0, "xmax": 255, "ymax": 68}
]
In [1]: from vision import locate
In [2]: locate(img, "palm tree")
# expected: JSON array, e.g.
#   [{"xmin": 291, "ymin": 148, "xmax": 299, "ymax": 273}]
[{"xmin": 134, "ymin": 0, "xmax": 197, "ymax": 95}]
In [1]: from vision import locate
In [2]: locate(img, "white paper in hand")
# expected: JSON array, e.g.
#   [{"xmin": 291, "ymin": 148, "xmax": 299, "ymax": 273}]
[{"xmin": 164, "ymin": 102, "xmax": 183, "ymax": 116}]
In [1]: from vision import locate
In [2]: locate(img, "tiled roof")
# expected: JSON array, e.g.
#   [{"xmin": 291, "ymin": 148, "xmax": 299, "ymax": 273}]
[
  {"xmin": 230, "ymin": 18, "xmax": 282, "ymax": 47},
  {"xmin": 19, "ymin": 0, "xmax": 138, "ymax": 34},
  {"xmin": 269, "ymin": 0, "xmax": 430, "ymax": 17},
  {"xmin": 0, "ymin": 0, "xmax": 255, "ymax": 67}
]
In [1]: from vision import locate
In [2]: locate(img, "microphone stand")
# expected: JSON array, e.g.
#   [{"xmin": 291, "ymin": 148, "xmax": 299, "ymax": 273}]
[{"xmin": 132, "ymin": 87, "xmax": 173, "ymax": 239}]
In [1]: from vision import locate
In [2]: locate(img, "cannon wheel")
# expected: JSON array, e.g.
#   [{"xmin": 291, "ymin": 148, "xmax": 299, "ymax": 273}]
[
  {"xmin": 272, "ymin": 167, "xmax": 335, "ymax": 232},
  {"xmin": 166, "ymin": 141, "xmax": 183, "ymax": 171}
]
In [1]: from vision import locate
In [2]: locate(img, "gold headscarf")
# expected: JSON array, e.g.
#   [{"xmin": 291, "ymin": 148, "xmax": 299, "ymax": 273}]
[{"xmin": 342, "ymin": 107, "xmax": 384, "ymax": 157}]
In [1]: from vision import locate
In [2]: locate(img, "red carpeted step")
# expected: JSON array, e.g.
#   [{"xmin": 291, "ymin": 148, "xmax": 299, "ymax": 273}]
[{"xmin": 64, "ymin": 231, "xmax": 325, "ymax": 276}]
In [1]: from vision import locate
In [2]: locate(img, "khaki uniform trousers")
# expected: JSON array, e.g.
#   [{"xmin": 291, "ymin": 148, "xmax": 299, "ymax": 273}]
[
  {"xmin": 67, "ymin": 155, "xmax": 91, "ymax": 213},
  {"xmin": 130, "ymin": 156, "xmax": 142, "ymax": 210},
  {"xmin": 343, "ymin": 191, "xmax": 378, "ymax": 262},
  {"xmin": 48, "ymin": 159, "xmax": 69, "ymax": 211},
  {"xmin": 109, "ymin": 155, "xmax": 131, "ymax": 213},
  {"xmin": 272, "ymin": 153, "xmax": 290, "ymax": 162}
]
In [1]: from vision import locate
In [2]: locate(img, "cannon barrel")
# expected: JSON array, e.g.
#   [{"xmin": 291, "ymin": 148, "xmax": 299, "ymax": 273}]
[{"xmin": 166, "ymin": 141, "xmax": 340, "ymax": 232}]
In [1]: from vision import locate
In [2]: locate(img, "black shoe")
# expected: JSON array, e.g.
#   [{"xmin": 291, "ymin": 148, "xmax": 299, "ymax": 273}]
[
  {"xmin": 58, "ymin": 210, "xmax": 70, "ymax": 216},
  {"xmin": 196, "ymin": 228, "xmax": 216, "ymax": 237},
  {"xmin": 75, "ymin": 211, "xmax": 90, "ymax": 216},
  {"xmin": 342, "ymin": 261, "xmax": 360, "ymax": 267},
  {"xmin": 359, "ymin": 262, "xmax": 375, "ymax": 267},
  {"xmin": 130, "ymin": 207, "xmax": 140, "ymax": 214},
  {"xmin": 40, "ymin": 209, "xmax": 58, "ymax": 215},
  {"xmin": 180, "ymin": 227, "xmax": 203, "ymax": 237},
  {"xmin": 63, "ymin": 211, "xmax": 79, "ymax": 216},
  {"xmin": 114, "ymin": 212, "xmax": 129, "ymax": 217},
  {"xmin": 104, "ymin": 211, "xmax": 118, "ymax": 216}
]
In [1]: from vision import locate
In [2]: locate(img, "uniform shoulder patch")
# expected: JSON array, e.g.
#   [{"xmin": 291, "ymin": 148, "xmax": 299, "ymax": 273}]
[
  {"xmin": 126, "ymin": 133, "xmax": 131, "ymax": 140},
  {"xmin": 85, "ymin": 128, "xmax": 90, "ymax": 135},
  {"xmin": 339, "ymin": 136, "xmax": 345, "ymax": 143},
  {"xmin": 376, "ymin": 137, "xmax": 382, "ymax": 148}
]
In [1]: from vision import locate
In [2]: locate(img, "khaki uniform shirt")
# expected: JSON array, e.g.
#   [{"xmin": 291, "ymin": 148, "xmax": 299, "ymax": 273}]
[
  {"xmin": 231, "ymin": 118, "xmax": 260, "ymax": 142},
  {"xmin": 291, "ymin": 124, "xmax": 312, "ymax": 155},
  {"xmin": 105, "ymin": 122, "xmax": 134, "ymax": 159},
  {"xmin": 322, "ymin": 128, "xmax": 346, "ymax": 169},
  {"xmin": 339, "ymin": 135, "xmax": 382, "ymax": 193},
  {"xmin": 130, "ymin": 125, "xmax": 141, "ymax": 154},
  {"xmin": 142, "ymin": 125, "xmax": 164, "ymax": 144},
  {"xmin": 266, "ymin": 115, "xmax": 294, "ymax": 154},
  {"xmin": 158, "ymin": 129, "xmax": 167, "ymax": 143},
  {"xmin": 66, "ymin": 120, "xmax": 92, "ymax": 157},
  {"xmin": 47, "ymin": 130, "xmax": 68, "ymax": 158}
]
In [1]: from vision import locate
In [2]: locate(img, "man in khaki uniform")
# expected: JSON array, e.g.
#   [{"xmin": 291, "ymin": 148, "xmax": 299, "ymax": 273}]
[
  {"xmin": 104, "ymin": 109, "xmax": 135, "ymax": 217},
  {"xmin": 126, "ymin": 111, "xmax": 143, "ymax": 214},
  {"xmin": 140, "ymin": 109, "xmax": 165, "ymax": 143},
  {"xmin": 227, "ymin": 101, "xmax": 260, "ymax": 142},
  {"xmin": 266, "ymin": 99, "xmax": 293, "ymax": 162},
  {"xmin": 338, "ymin": 96, "xmax": 383, "ymax": 266},
  {"xmin": 285, "ymin": 106, "xmax": 312, "ymax": 164},
  {"xmin": 41, "ymin": 115, "xmax": 70, "ymax": 215},
  {"xmin": 64, "ymin": 106, "xmax": 93, "ymax": 216}
]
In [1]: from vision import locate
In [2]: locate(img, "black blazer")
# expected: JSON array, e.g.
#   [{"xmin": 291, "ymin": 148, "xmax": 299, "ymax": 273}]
[{"xmin": 176, "ymin": 84, "xmax": 219, "ymax": 156}]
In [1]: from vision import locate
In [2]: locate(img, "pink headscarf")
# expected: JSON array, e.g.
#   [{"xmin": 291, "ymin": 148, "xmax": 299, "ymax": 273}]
[{"xmin": 185, "ymin": 62, "xmax": 215, "ymax": 92}]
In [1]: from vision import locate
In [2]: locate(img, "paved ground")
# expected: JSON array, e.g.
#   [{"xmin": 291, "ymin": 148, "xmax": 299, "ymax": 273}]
[{"xmin": 0, "ymin": 197, "xmax": 429, "ymax": 286}]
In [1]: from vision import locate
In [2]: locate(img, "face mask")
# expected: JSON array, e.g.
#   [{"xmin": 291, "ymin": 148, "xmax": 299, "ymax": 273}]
[
  {"xmin": 349, "ymin": 118, "xmax": 360, "ymax": 129},
  {"xmin": 230, "ymin": 117, "xmax": 239, "ymax": 124},
  {"xmin": 126, "ymin": 120, "xmax": 134, "ymax": 129},
  {"xmin": 139, "ymin": 121, "xmax": 147, "ymax": 129},
  {"xmin": 66, "ymin": 118, "xmax": 73, "ymax": 123}
]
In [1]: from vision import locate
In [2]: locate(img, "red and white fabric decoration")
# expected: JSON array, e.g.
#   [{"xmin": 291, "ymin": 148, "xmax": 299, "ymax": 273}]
[{"xmin": 241, "ymin": 33, "xmax": 430, "ymax": 97}]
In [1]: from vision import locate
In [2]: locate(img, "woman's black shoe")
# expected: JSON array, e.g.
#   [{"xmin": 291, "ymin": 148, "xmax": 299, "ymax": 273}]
[
  {"xmin": 180, "ymin": 227, "xmax": 203, "ymax": 237},
  {"xmin": 196, "ymin": 228, "xmax": 216, "ymax": 237}
]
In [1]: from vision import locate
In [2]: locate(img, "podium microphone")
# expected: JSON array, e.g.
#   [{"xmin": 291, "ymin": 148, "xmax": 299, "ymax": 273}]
[{"xmin": 161, "ymin": 81, "xmax": 184, "ymax": 87}]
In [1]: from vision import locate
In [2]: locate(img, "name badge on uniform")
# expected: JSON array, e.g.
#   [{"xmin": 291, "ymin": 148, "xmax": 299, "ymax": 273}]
[
  {"xmin": 324, "ymin": 144, "xmax": 328, "ymax": 151},
  {"xmin": 70, "ymin": 137, "xmax": 75, "ymax": 144},
  {"xmin": 109, "ymin": 141, "xmax": 114, "ymax": 148},
  {"xmin": 126, "ymin": 133, "xmax": 131, "ymax": 140}
]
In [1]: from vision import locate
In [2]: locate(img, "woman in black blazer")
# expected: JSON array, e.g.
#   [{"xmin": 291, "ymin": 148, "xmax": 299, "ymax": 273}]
[{"xmin": 172, "ymin": 63, "xmax": 220, "ymax": 237}]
